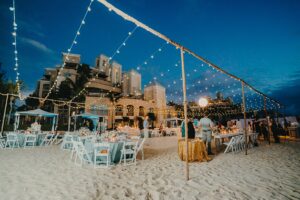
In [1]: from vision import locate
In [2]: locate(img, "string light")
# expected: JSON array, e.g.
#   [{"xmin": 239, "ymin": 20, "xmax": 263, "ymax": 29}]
[
  {"xmin": 69, "ymin": 25, "xmax": 139, "ymax": 103},
  {"xmin": 97, "ymin": 0, "xmax": 281, "ymax": 110},
  {"xmin": 9, "ymin": 0, "xmax": 23, "ymax": 99},
  {"xmin": 135, "ymin": 42, "xmax": 168, "ymax": 71},
  {"xmin": 42, "ymin": 0, "xmax": 95, "ymax": 102}
]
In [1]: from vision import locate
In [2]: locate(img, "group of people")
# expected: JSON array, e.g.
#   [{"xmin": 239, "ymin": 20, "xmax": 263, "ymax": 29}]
[
  {"xmin": 253, "ymin": 118, "xmax": 282, "ymax": 143},
  {"xmin": 181, "ymin": 113, "xmax": 215, "ymax": 155},
  {"xmin": 179, "ymin": 115, "xmax": 298, "ymax": 155}
]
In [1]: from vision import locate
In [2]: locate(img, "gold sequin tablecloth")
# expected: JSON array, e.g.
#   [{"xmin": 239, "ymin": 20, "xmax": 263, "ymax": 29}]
[{"xmin": 178, "ymin": 138, "xmax": 211, "ymax": 162}]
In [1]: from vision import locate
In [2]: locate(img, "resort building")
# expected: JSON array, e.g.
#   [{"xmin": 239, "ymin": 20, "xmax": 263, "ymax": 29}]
[
  {"xmin": 32, "ymin": 52, "xmax": 172, "ymax": 129},
  {"xmin": 122, "ymin": 70, "xmax": 142, "ymax": 97},
  {"xmin": 144, "ymin": 82, "xmax": 167, "ymax": 122},
  {"xmin": 86, "ymin": 54, "xmax": 123, "ymax": 96},
  {"xmin": 85, "ymin": 81, "xmax": 168, "ymax": 129},
  {"xmin": 36, "ymin": 53, "xmax": 80, "ymax": 98}
]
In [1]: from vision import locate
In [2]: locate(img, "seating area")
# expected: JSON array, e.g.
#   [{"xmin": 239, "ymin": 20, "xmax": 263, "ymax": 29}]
[
  {"xmin": 0, "ymin": 131, "xmax": 63, "ymax": 149},
  {"xmin": 62, "ymin": 131, "xmax": 146, "ymax": 168},
  {"xmin": 215, "ymin": 132, "xmax": 259, "ymax": 153}
]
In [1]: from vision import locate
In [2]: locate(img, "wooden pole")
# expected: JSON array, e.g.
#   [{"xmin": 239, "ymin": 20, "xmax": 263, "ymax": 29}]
[
  {"xmin": 180, "ymin": 48, "xmax": 189, "ymax": 181},
  {"xmin": 112, "ymin": 95, "xmax": 115, "ymax": 130},
  {"xmin": 1, "ymin": 94, "xmax": 9, "ymax": 136},
  {"xmin": 264, "ymin": 97, "xmax": 271, "ymax": 145},
  {"xmin": 241, "ymin": 82, "xmax": 248, "ymax": 155},
  {"xmin": 67, "ymin": 103, "xmax": 71, "ymax": 132}
]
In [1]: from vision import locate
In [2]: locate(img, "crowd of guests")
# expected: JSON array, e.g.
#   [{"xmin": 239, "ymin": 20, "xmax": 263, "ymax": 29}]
[
  {"xmin": 181, "ymin": 112, "xmax": 215, "ymax": 155},
  {"xmin": 179, "ymin": 114, "xmax": 300, "ymax": 155}
]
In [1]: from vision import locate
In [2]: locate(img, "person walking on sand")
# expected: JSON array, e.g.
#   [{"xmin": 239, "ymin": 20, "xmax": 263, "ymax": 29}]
[{"xmin": 199, "ymin": 113, "xmax": 214, "ymax": 155}]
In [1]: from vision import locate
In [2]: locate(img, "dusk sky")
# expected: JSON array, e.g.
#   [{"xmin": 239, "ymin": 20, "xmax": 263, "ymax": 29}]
[{"xmin": 0, "ymin": 0, "xmax": 299, "ymax": 114}]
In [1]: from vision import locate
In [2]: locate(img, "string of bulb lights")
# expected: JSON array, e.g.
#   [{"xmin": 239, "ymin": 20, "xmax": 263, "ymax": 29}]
[
  {"xmin": 96, "ymin": 0, "xmax": 282, "ymax": 110},
  {"xmin": 3, "ymin": 0, "xmax": 283, "ymax": 119},
  {"xmin": 42, "ymin": 0, "xmax": 96, "ymax": 102},
  {"xmin": 151, "ymin": 59, "xmax": 275, "ymax": 114},
  {"xmin": 162, "ymin": 61, "xmax": 276, "ymax": 114},
  {"xmin": 9, "ymin": 0, "xmax": 22, "ymax": 99},
  {"xmin": 68, "ymin": 25, "xmax": 139, "ymax": 103}
]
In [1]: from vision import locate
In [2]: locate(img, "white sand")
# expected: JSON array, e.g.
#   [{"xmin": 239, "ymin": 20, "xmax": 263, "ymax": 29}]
[{"xmin": 0, "ymin": 137, "xmax": 299, "ymax": 200}]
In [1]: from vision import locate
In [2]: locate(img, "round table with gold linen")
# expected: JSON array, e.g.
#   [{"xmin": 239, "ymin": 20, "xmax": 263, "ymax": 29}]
[{"xmin": 178, "ymin": 138, "xmax": 211, "ymax": 162}]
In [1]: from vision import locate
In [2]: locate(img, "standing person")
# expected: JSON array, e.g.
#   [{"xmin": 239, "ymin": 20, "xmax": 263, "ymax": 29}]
[
  {"xmin": 199, "ymin": 113, "xmax": 214, "ymax": 155},
  {"xmin": 188, "ymin": 119, "xmax": 196, "ymax": 139},
  {"xmin": 138, "ymin": 117, "xmax": 143, "ymax": 130},
  {"xmin": 262, "ymin": 122, "xmax": 268, "ymax": 141},
  {"xmin": 248, "ymin": 121, "xmax": 253, "ymax": 132},
  {"xmin": 181, "ymin": 119, "xmax": 195, "ymax": 139},
  {"xmin": 284, "ymin": 118, "xmax": 289, "ymax": 136},
  {"xmin": 143, "ymin": 116, "xmax": 149, "ymax": 138},
  {"xmin": 271, "ymin": 118, "xmax": 280, "ymax": 143},
  {"xmin": 193, "ymin": 118, "xmax": 199, "ymax": 128}
]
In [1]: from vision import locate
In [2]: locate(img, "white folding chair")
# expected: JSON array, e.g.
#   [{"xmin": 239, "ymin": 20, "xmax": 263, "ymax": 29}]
[
  {"xmin": 40, "ymin": 133, "xmax": 54, "ymax": 146},
  {"xmin": 165, "ymin": 129, "xmax": 171, "ymax": 136},
  {"xmin": 224, "ymin": 136, "xmax": 238, "ymax": 153},
  {"xmin": 61, "ymin": 134, "xmax": 74, "ymax": 150},
  {"xmin": 70, "ymin": 136, "xmax": 82, "ymax": 160},
  {"xmin": 239, "ymin": 135, "xmax": 246, "ymax": 151},
  {"xmin": 131, "ymin": 136, "xmax": 140, "ymax": 140},
  {"xmin": 119, "ymin": 141, "xmax": 138, "ymax": 166},
  {"xmin": 73, "ymin": 141, "xmax": 92, "ymax": 166},
  {"xmin": 94, "ymin": 143, "xmax": 111, "ymax": 168},
  {"xmin": 136, "ymin": 138, "xmax": 146, "ymax": 160},
  {"xmin": 51, "ymin": 133, "xmax": 63, "ymax": 145},
  {"xmin": 24, "ymin": 134, "xmax": 37, "ymax": 148},
  {"xmin": 151, "ymin": 129, "xmax": 159, "ymax": 137},
  {"xmin": 5, "ymin": 133, "xmax": 19, "ymax": 149},
  {"xmin": 0, "ymin": 137, "xmax": 6, "ymax": 148}
]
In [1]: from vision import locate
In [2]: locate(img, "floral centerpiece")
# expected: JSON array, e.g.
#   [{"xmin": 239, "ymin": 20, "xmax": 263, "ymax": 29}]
[
  {"xmin": 32, "ymin": 122, "xmax": 41, "ymax": 132},
  {"xmin": 79, "ymin": 127, "xmax": 91, "ymax": 136},
  {"xmin": 100, "ymin": 131, "xmax": 119, "ymax": 142}
]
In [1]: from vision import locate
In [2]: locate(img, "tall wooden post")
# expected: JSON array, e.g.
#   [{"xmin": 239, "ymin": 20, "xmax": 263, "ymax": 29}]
[
  {"xmin": 1, "ymin": 94, "xmax": 9, "ymax": 136},
  {"xmin": 112, "ymin": 95, "xmax": 115, "ymax": 130},
  {"xmin": 241, "ymin": 82, "xmax": 248, "ymax": 155},
  {"xmin": 67, "ymin": 103, "xmax": 71, "ymax": 132},
  {"xmin": 264, "ymin": 97, "xmax": 271, "ymax": 145},
  {"xmin": 180, "ymin": 48, "xmax": 189, "ymax": 181}
]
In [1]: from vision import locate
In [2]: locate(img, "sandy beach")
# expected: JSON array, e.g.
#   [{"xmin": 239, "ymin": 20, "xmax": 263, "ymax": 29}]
[{"xmin": 0, "ymin": 136, "xmax": 299, "ymax": 200}]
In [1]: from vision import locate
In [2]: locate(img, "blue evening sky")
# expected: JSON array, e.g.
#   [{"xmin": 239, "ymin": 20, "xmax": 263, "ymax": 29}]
[{"xmin": 0, "ymin": 0, "xmax": 299, "ymax": 114}]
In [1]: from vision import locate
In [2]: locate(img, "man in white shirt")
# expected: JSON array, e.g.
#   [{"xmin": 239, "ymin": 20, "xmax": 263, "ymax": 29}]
[{"xmin": 199, "ymin": 113, "xmax": 214, "ymax": 155}]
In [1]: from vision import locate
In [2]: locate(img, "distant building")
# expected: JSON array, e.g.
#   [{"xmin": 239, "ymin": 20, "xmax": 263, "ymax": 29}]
[
  {"xmin": 95, "ymin": 54, "xmax": 110, "ymax": 79},
  {"xmin": 32, "ymin": 52, "xmax": 170, "ymax": 129},
  {"xmin": 36, "ymin": 53, "xmax": 80, "ymax": 98},
  {"xmin": 85, "ymin": 81, "xmax": 168, "ymax": 129},
  {"xmin": 86, "ymin": 54, "xmax": 122, "ymax": 96},
  {"xmin": 111, "ymin": 61, "xmax": 122, "ymax": 85},
  {"xmin": 62, "ymin": 53, "xmax": 81, "ymax": 64},
  {"xmin": 122, "ymin": 70, "xmax": 141, "ymax": 97},
  {"xmin": 144, "ymin": 82, "xmax": 166, "ymax": 109},
  {"xmin": 144, "ymin": 82, "xmax": 167, "ymax": 123},
  {"xmin": 189, "ymin": 92, "xmax": 242, "ymax": 119}
]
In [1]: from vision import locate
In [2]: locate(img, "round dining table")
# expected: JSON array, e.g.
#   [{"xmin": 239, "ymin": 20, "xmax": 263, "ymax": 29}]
[{"xmin": 178, "ymin": 138, "xmax": 211, "ymax": 162}]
